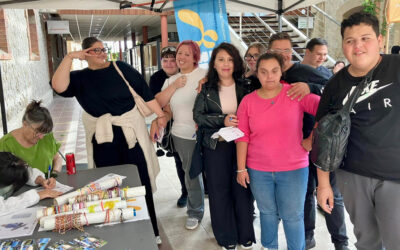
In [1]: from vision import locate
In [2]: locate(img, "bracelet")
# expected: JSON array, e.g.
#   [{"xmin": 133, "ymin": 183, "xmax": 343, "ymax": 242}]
[{"xmin": 236, "ymin": 169, "xmax": 247, "ymax": 173}]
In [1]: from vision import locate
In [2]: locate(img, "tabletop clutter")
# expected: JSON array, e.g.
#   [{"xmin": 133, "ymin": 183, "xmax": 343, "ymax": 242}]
[{"xmin": 0, "ymin": 174, "xmax": 150, "ymax": 250}]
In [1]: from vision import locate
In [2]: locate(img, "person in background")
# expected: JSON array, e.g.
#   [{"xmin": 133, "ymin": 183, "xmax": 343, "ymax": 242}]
[
  {"xmin": 302, "ymin": 38, "xmax": 333, "ymax": 79},
  {"xmin": 317, "ymin": 12, "xmax": 400, "ymax": 250},
  {"xmin": 0, "ymin": 152, "xmax": 61, "ymax": 217},
  {"xmin": 151, "ymin": 40, "xmax": 206, "ymax": 230},
  {"xmin": 243, "ymin": 42, "xmax": 266, "ymax": 92},
  {"xmin": 149, "ymin": 46, "xmax": 188, "ymax": 208},
  {"xmin": 193, "ymin": 43, "xmax": 255, "ymax": 250},
  {"xmin": 51, "ymin": 36, "xmax": 165, "ymax": 244},
  {"xmin": 301, "ymin": 38, "xmax": 349, "ymax": 250},
  {"xmin": 391, "ymin": 45, "xmax": 400, "ymax": 54},
  {"xmin": 236, "ymin": 53, "xmax": 320, "ymax": 250},
  {"xmin": 332, "ymin": 61, "xmax": 346, "ymax": 74},
  {"xmin": 0, "ymin": 101, "xmax": 62, "ymax": 178}
]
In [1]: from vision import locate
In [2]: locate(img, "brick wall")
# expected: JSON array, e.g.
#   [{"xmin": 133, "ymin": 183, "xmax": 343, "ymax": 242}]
[{"xmin": 0, "ymin": 9, "xmax": 52, "ymax": 136}]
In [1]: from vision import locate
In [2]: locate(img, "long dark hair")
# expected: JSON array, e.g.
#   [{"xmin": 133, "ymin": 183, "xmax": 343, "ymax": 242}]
[
  {"xmin": 22, "ymin": 100, "xmax": 53, "ymax": 134},
  {"xmin": 206, "ymin": 43, "xmax": 244, "ymax": 90},
  {"xmin": 0, "ymin": 152, "xmax": 29, "ymax": 193}
]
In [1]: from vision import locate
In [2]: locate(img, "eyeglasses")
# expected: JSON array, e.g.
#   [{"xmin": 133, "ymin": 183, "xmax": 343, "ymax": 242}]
[
  {"xmin": 28, "ymin": 124, "xmax": 48, "ymax": 137},
  {"xmin": 161, "ymin": 46, "xmax": 176, "ymax": 54},
  {"xmin": 269, "ymin": 48, "xmax": 292, "ymax": 54},
  {"xmin": 244, "ymin": 54, "xmax": 260, "ymax": 61},
  {"xmin": 90, "ymin": 48, "xmax": 108, "ymax": 55}
]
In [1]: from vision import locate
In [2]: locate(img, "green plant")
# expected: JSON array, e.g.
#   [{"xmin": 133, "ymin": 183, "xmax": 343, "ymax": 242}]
[{"xmin": 361, "ymin": 0, "xmax": 387, "ymax": 36}]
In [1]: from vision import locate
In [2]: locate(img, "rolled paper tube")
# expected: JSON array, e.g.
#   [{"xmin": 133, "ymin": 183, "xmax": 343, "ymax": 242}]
[
  {"xmin": 54, "ymin": 177, "xmax": 122, "ymax": 205},
  {"xmin": 39, "ymin": 200, "xmax": 127, "ymax": 227},
  {"xmin": 41, "ymin": 208, "xmax": 134, "ymax": 231},
  {"xmin": 67, "ymin": 186, "xmax": 146, "ymax": 204},
  {"xmin": 37, "ymin": 197, "xmax": 123, "ymax": 219}
]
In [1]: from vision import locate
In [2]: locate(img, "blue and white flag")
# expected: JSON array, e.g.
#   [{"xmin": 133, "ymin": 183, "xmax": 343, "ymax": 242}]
[{"xmin": 173, "ymin": 0, "xmax": 231, "ymax": 67}]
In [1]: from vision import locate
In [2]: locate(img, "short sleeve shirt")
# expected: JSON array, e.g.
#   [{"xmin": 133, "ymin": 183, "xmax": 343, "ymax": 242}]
[{"xmin": 0, "ymin": 133, "xmax": 61, "ymax": 174}]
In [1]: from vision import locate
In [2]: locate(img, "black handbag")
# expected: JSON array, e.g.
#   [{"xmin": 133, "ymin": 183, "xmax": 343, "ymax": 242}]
[
  {"xmin": 159, "ymin": 119, "xmax": 175, "ymax": 153},
  {"xmin": 311, "ymin": 69, "xmax": 374, "ymax": 172}
]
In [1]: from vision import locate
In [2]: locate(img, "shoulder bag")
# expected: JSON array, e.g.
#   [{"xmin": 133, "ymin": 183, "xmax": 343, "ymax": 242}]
[
  {"xmin": 311, "ymin": 68, "xmax": 375, "ymax": 172},
  {"xmin": 113, "ymin": 61, "xmax": 153, "ymax": 117}
]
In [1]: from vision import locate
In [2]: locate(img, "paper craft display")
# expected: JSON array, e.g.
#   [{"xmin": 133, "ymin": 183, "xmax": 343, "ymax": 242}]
[
  {"xmin": 37, "ymin": 197, "xmax": 125, "ymax": 218},
  {"xmin": 54, "ymin": 177, "xmax": 122, "ymax": 205},
  {"xmin": 68, "ymin": 186, "xmax": 146, "ymax": 204},
  {"xmin": 0, "ymin": 207, "xmax": 40, "ymax": 240},
  {"xmin": 40, "ymin": 208, "xmax": 135, "ymax": 231},
  {"xmin": 211, "ymin": 126, "xmax": 244, "ymax": 142},
  {"xmin": 38, "ymin": 199, "xmax": 127, "ymax": 229}
]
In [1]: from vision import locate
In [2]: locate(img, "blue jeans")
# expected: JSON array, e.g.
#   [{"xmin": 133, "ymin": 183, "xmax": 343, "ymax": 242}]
[{"xmin": 249, "ymin": 167, "xmax": 308, "ymax": 250}]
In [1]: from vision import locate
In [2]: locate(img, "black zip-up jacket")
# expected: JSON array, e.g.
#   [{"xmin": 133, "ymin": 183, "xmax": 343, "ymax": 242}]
[{"xmin": 193, "ymin": 80, "xmax": 248, "ymax": 150}]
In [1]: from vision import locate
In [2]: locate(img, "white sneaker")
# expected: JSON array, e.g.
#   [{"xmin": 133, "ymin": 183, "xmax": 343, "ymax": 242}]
[
  {"xmin": 240, "ymin": 241, "xmax": 253, "ymax": 249},
  {"xmin": 155, "ymin": 236, "xmax": 162, "ymax": 245},
  {"xmin": 222, "ymin": 245, "xmax": 237, "ymax": 250},
  {"xmin": 185, "ymin": 217, "xmax": 199, "ymax": 230}
]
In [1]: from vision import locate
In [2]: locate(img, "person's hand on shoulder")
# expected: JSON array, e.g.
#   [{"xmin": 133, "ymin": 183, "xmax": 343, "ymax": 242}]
[
  {"xmin": 38, "ymin": 189, "xmax": 62, "ymax": 200},
  {"xmin": 196, "ymin": 77, "xmax": 207, "ymax": 93},
  {"xmin": 287, "ymin": 82, "xmax": 310, "ymax": 101}
]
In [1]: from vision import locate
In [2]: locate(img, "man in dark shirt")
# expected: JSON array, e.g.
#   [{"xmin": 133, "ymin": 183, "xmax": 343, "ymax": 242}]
[
  {"xmin": 302, "ymin": 38, "xmax": 333, "ymax": 79},
  {"xmin": 267, "ymin": 33, "xmax": 349, "ymax": 250},
  {"xmin": 149, "ymin": 47, "xmax": 188, "ymax": 208},
  {"xmin": 316, "ymin": 12, "xmax": 400, "ymax": 250}
]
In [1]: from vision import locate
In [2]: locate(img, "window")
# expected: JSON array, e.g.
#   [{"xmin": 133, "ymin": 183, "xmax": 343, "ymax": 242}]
[
  {"xmin": 0, "ymin": 9, "xmax": 11, "ymax": 60},
  {"xmin": 26, "ymin": 9, "xmax": 40, "ymax": 60}
]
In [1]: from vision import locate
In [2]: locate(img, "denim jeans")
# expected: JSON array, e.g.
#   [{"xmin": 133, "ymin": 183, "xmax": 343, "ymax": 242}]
[{"xmin": 249, "ymin": 167, "xmax": 308, "ymax": 250}]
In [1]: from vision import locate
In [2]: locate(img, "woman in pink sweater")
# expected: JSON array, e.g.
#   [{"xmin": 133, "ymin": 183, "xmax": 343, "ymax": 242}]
[{"xmin": 236, "ymin": 53, "xmax": 320, "ymax": 250}]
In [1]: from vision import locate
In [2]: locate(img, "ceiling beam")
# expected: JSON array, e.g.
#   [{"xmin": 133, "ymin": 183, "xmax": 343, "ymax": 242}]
[{"xmin": 57, "ymin": 9, "xmax": 174, "ymax": 16}]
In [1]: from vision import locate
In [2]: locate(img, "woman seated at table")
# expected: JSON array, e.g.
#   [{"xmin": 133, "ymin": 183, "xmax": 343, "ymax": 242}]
[
  {"xmin": 0, "ymin": 152, "xmax": 61, "ymax": 216},
  {"xmin": 193, "ymin": 42, "xmax": 255, "ymax": 250},
  {"xmin": 0, "ymin": 100, "xmax": 62, "ymax": 178},
  {"xmin": 236, "ymin": 53, "xmax": 320, "ymax": 250}
]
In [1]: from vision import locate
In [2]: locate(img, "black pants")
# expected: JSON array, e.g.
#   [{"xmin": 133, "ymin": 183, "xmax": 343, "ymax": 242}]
[
  {"xmin": 203, "ymin": 141, "xmax": 255, "ymax": 247},
  {"xmin": 173, "ymin": 152, "xmax": 187, "ymax": 196},
  {"xmin": 92, "ymin": 126, "xmax": 159, "ymax": 236},
  {"xmin": 304, "ymin": 160, "xmax": 348, "ymax": 245}
]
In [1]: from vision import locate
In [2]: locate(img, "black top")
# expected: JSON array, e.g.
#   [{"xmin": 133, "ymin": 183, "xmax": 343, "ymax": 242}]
[
  {"xmin": 149, "ymin": 69, "xmax": 168, "ymax": 95},
  {"xmin": 56, "ymin": 61, "xmax": 154, "ymax": 117},
  {"xmin": 244, "ymin": 75, "xmax": 261, "ymax": 93},
  {"xmin": 316, "ymin": 54, "xmax": 400, "ymax": 181},
  {"xmin": 281, "ymin": 62, "xmax": 329, "ymax": 138}
]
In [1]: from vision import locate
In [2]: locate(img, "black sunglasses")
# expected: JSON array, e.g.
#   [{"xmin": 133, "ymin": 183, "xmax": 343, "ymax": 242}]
[{"xmin": 161, "ymin": 46, "xmax": 176, "ymax": 54}]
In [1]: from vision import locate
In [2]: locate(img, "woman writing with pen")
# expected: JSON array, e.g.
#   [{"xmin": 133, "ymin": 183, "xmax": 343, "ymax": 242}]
[{"xmin": 0, "ymin": 100, "xmax": 61, "ymax": 188}]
